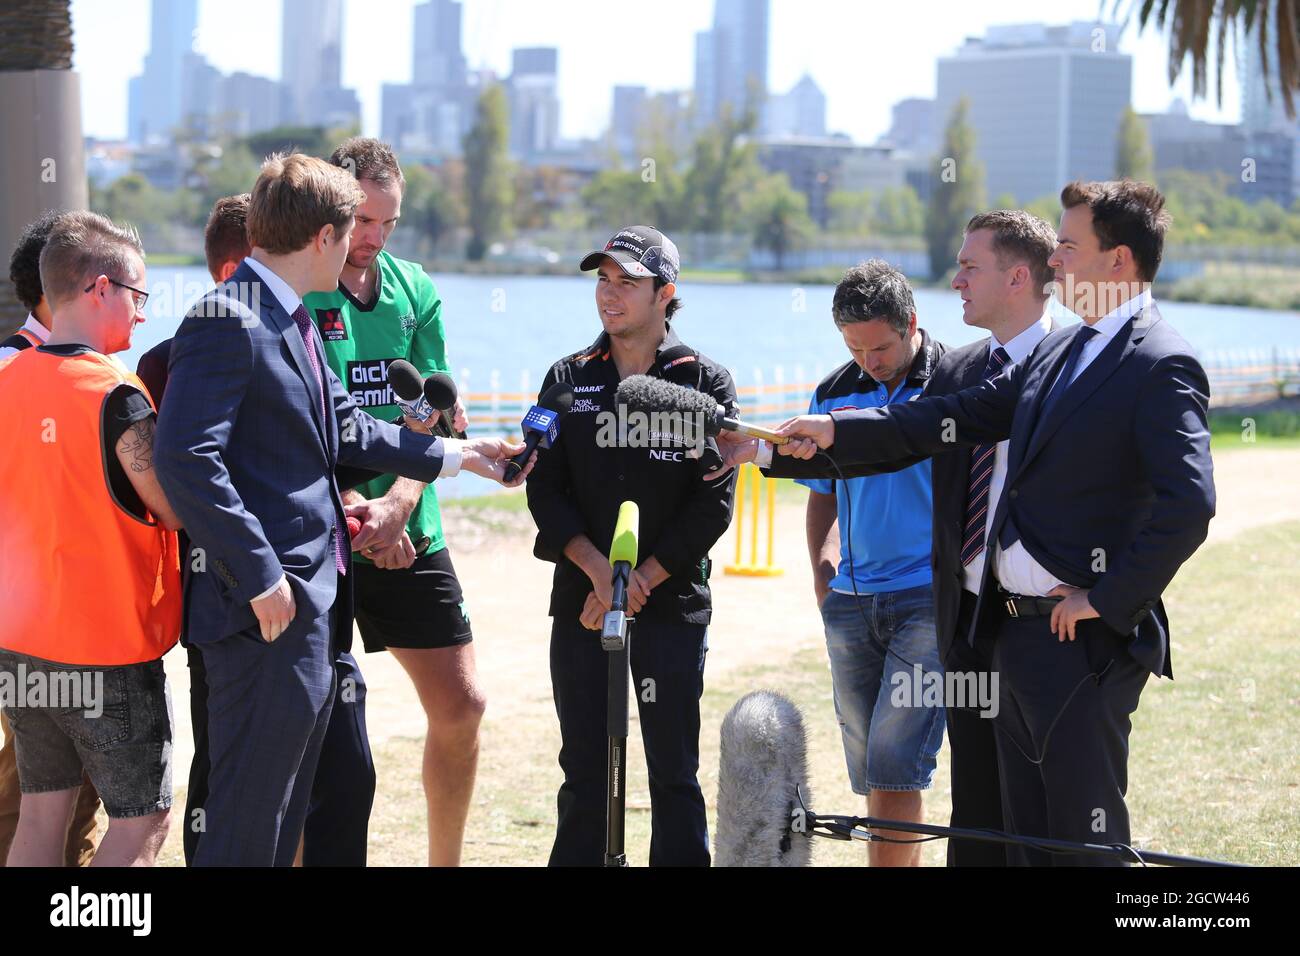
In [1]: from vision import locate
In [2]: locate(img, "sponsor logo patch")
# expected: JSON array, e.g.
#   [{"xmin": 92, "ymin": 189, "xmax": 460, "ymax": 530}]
[
  {"xmin": 316, "ymin": 308, "xmax": 347, "ymax": 341},
  {"xmin": 346, "ymin": 358, "xmax": 400, "ymax": 408}
]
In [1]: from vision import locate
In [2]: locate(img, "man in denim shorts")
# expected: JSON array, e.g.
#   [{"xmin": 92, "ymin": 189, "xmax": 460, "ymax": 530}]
[{"xmin": 796, "ymin": 260, "xmax": 948, "ymax": 866}]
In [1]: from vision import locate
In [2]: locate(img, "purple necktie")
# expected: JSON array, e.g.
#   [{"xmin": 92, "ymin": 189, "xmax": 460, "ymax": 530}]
[
  {"xmin": 960, "ymin": 346, "xmax": 1010, "ymax": 567},
  {"xmin": 292, "ymin": 304, "xmax": 347, "ymax": 576}
]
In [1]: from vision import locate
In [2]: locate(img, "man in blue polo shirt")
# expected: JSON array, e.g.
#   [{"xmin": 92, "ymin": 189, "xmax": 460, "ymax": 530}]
[{"xmin": 798, "ymin": 259, "xmax": 948, "ymax": 866}]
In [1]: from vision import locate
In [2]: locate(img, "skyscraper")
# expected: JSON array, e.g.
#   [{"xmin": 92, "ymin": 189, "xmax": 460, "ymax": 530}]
[
  {"xmin": 765, "ymin": 74, "xmax": 827, "ymax": 139},
  {"xmin": 694, "ymin": 0, "xmax": 769, "ymax": 128},
  {"xmin": 127, "ymin": 0, "xmax": 199, "ymax": 143},
  {"xmin": 508, "ymin": 48, "xmax": 560, "ymax": 159},
  {"xmin": 934, "ymin": 22, "xmax": 1131, "ymax": 203},
  {"xmin": 382, "ymin": 0, "xmax": 472, "ymax": 157},
  {"xmin": 281, "ymin": 0, "xmax": 359, "ymax": 128}
]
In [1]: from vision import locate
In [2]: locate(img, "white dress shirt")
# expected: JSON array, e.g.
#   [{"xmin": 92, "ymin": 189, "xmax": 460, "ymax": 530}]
[
  {"xmin": 992, "ymin": 289, "xmax": 1153, "ymax": 596},
  {"xmin": 242, "ymin": 256, "xmax": 461, "ymax": 602},
  {"xmin": 963, "ymin": 312, "xmax": 1053, "ymax": 595},
  {"xmin": 0, "ymin": 313, "xmax": 51, "ymax": 361}
]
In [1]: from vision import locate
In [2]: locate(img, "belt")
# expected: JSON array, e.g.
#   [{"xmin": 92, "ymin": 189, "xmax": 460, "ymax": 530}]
[{"xmin": 994, "ymin": 584, "xmax": 1062, "ymax": 619}]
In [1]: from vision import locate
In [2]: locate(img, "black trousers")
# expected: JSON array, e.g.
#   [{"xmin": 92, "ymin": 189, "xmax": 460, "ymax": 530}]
[
  {"xmin": 943, "ymin": 589, "xmax": 1007, "ymax": 867},
  {"xmin": 990, "ymin": 610, "xmax": 1149, "ymax": 866},
  {"xmin": 548, "ymin": 617, "xmax": 709, "ymax": 867}
]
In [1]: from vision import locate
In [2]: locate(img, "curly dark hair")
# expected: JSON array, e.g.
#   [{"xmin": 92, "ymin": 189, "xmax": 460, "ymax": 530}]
[
  {"xmin": 9, "ymin": 209, "xmax": 66, "ymax": 312},
  {"xmin": 832, "ymin": 258, "xmax": 915, "ymax": 336}
]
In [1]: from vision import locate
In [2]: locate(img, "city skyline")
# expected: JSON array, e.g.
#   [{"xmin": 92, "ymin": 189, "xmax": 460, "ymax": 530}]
[{"xmin": 73, "ymin": 0, "xmax": 1242, "ymax": 147}]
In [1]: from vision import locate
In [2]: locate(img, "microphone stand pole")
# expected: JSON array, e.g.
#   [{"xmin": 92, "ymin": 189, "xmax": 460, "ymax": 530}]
[{"xmin": 601, "ymin": 560, "xmax": 633, "ymax": 867}]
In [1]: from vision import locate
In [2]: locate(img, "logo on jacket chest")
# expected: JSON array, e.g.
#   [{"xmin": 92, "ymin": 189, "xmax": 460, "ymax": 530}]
[{"xmin": 316, "ymin": 308, "xmax": 348, "ymax": 341}]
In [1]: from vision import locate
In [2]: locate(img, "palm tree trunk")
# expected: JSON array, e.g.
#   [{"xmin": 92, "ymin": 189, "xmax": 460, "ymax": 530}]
[{"xmin": 0, "ymin": 0, "xmax": 88, "ymax": 336}]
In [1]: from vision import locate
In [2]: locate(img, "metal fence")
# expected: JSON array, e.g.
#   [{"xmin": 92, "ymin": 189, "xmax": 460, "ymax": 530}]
[{"xmin": 459, "ymin": 349, "xmax": 1300, "ymax": 436}]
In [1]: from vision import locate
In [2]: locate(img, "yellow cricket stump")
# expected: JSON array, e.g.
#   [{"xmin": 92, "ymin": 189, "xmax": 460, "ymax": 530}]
[{"xmin": 724, "ymin": 463, "xmax": 784, "ymax": 577}]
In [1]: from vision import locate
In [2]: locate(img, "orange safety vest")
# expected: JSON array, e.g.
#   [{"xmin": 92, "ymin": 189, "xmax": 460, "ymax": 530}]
[{"xmin": 0, "ymin": 347, "xmax": 181, "ymax": 665}]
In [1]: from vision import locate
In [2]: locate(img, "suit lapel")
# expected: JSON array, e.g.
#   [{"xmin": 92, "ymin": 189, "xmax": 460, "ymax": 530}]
[{"xmin": 244, "ymin": 264, "xmax": 332, "ymax": 453}]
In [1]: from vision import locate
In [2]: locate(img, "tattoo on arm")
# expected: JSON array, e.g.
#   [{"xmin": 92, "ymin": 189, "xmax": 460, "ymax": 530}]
[{"xmin": 118, "ymin": 418, "xmax": 155, "ymax": 473}]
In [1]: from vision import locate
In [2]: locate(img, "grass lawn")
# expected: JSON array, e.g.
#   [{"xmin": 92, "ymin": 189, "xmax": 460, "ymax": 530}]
[{"xmin": 366, "ymin": 517, "xmax": 1299, "ymax": 867}]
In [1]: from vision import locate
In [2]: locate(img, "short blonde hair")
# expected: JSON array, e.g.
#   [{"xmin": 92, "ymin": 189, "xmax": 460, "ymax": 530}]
[
  {"xmin": 38, "ymin": 211, "xmax": 144, "ymax": 308},
  {"xmin": 246, "ymin": 152, "xmax": 366, "ymax": 255}
]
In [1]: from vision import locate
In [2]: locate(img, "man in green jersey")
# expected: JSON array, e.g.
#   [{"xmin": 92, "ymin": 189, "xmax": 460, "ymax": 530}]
[{"xmin": 305, "ymin": 138, "xmax": 480, "ymax": 867}]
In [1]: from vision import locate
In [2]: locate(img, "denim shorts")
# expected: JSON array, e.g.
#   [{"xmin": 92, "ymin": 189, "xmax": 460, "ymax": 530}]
[
  {"xmin": 0, "ymin": 649, "xmax": 173, "ymax": 818},
  {"xmin": 819, "ymin": 585, "xmax": 946, "ymax": 793}
]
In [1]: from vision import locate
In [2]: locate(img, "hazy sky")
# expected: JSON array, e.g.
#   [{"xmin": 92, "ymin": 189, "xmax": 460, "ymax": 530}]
[{"xmin": 71, "ymin": 0, "xmax": 1241, "ymax": 143}]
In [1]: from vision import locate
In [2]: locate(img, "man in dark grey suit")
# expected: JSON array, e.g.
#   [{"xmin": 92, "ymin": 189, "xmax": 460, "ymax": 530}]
[
  {"xmin": 155, "ymin": 153, "xmax": 530, "ymax": 866},
  {"xmin": 750, "ymin": 181, "xmax": 1216, "ymax": 864}
]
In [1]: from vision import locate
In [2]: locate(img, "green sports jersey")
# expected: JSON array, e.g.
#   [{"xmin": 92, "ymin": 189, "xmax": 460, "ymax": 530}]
[{"xmin": 305, "ymin": 250, "xmax": 450, "ymax": 563}]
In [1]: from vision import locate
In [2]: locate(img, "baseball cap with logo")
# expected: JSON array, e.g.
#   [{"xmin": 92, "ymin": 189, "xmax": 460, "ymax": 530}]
[{"xmin": 580, "ymin": 225, "xmax": 680, "ymax": 284}]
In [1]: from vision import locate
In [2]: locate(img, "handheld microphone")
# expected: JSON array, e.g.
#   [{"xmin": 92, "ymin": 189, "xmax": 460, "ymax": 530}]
[
  {"xmin": 421, "ymin": 371, "xmax": 466, "ymax": 439},
  {"xmin": 601, "ymin": 502, "xmax": 639, "ymax": 651},
  {"xmin": 714, "ymin": 690, "xmax": 814, "ymax": 867},
  {"xmin": 504, "ymin": 381, "xmax": 574, "ymax": 482},
  {"xmin": 614, "ymin": 375, "xmax": 790, "ymax": 445},
  {"xmin": 387, "ymin": 359, "xmax": 436, "ymax": 423}
]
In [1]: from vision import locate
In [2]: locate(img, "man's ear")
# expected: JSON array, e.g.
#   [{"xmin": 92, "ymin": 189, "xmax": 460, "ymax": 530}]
[
  {"xmin": 658, "ymin": 281, "xmax": 676, "ymax": 306},
  {"xmin": 217, "ymin": 260, "xmax": 240, "ymax": 283},
  {"xmin": 907, "ymin": 311, "xmax": 918, "ymax": 336},
  {"xmin": 316, "ymin": 223, "xmax": 335, "ymax": 251}
]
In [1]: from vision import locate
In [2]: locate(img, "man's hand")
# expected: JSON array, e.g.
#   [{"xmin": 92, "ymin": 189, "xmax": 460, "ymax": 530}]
[
  {"xmin": 460, "ymin": 436, "xmax": 535, "ymax": 487},
  {"xmin": 368, "ymin": 531, "xmax": 418, "ymax": 570},
  {"xmin": 704, "ymin": 430, "xmax": 760, "ymax": 482},
  {"xmin": 1048, "ymin": 584, "xmax": 1100, "ymax": 642},
  {"xmin": 346, "ymin": 495, "xmax": 415, "ymax": 555},
  {"xmin": 451, "ymin": 396, "xmax": 469, "ymax": 434},
  {"xmin": 250, "ymin": 577, "xmax": 296, "ymax": 643},
  {"xmin": 774, "ymin": 414, "xmax": 835, "ymax": 459},
  {"xmin": 579, "ymin": 591, "xmax": 605, "ymax": 631}
]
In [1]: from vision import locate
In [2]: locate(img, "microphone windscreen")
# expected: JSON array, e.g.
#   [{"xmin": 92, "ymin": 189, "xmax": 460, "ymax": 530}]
[
  {"xmin": 387, "ymin": 359, "xmax": 423, "ymax": 401},
  {"xmin": 714, "ymin": 690, "xmax": 814, "ymax": 867},
  {"xmin": 616, "ymin": 374, "xmax": 719, "ymax": 420},
  {"xmin": 608, "ymin": 501, "xmax": 639, "ymax": 568},
  {"xmin": 423, "ymin": 371, "xmax": 458, "ymax": 411},
  {"xmin": 538, "ymin": 381, "xmax": 575, "ymax": 418}
]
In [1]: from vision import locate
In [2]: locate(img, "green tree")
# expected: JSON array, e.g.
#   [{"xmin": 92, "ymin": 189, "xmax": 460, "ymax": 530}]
[
  {"xmin": 873, "ymin": 185, "xmax": 924, "ymax": 237},
  {"xmin": 747, "ymin": 174, "xmax": 814, "ymax": 271},
  {"xmin": 925, "ymin": 97, "xmax": 986, "ymax": 279},
  {"xmin": 1115, "ymin": 106, "xmax": 1155, "ymax": 181},
  {"xmin": 401, "ymin": 163, "xmax": 459, "ymax": 255},
  {"xmin": 462, "ymin": 85, "xmax": 513, "ymax": 261},
  {"xmin": 683, "ymin": 106, "xmax": 764, "ymax": 234},
  {"xmin": 827, "ymin": 189, "xmax": 874, "ymax": 236}
]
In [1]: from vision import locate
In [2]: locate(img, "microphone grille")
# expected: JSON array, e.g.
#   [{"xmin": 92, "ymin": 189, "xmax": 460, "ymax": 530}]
[
  {"xmin": 423, "ymin": 371, "xmax": 458, "ymax": 410},
  {"xmin": 615, "ymin": 374, "xmax": 718, "ymax": 417},
  {"xmin": 386, "ymin": 359, "xmax": 423, "ymax": 401}
]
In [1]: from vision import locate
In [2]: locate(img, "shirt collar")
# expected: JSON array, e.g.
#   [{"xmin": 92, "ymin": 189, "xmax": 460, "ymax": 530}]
[
  {"xmin": 991, "ymin": 310, "xmax": 1052, "ymax": 366},
  {"xmin": 585, "ymin": 321, "xmax": 679, "ymax": 363},
  {"xmin": 1092, "ymin": 287, "xmax": 1153, "ymax": 340},
  {"xmin": 22, "ymin": 313, "xmax": 51, "ymax": 343},
  {"xmin": 245, "ymin": 255, "xmax": 302, "ymax": 318}
]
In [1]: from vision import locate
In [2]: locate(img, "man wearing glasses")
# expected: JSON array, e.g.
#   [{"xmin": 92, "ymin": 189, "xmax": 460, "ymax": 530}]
[{"xmin": 0, "ymin": 211, "xmax": 182, "ymax": 866}]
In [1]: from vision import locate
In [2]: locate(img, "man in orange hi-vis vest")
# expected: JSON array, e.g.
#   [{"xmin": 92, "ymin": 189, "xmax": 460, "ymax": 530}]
[{"xmin": 0, "ymin": 211, "xmax": 182, "ymax": 867}]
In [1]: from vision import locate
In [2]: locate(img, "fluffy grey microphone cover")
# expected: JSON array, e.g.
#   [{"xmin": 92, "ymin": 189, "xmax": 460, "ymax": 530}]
[{"xmin": 714, "ymin": 690, "xmax": 813, "ymax": 867}]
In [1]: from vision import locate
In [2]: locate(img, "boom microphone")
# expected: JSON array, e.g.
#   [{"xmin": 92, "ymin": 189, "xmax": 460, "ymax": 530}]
[
  {"xmin": 714, "ymin": 690, "xmax": 813, "ymax": 867},
  {"xmin": 615, "ymin": 375, "xmax": 790, "ymax": 445},
  {"xmin": 504, "ymin": 381, "xmax": 574, "ymax": 482}
]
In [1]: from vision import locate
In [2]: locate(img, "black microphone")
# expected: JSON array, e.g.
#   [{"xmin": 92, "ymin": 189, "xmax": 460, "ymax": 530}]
[
  {"xmin": 387, "ymin": 359, "xmax": 436, "ymax": 424},
  {"xmin": 503, "ymin": 381, "xmax": 574, "ymax": 482},
  {"xmin": 614, "ymin": 375, "xmax": 790, "ymax": 445},
  {"xmin": 422, "ymin": 371, "xmax": 466, "ymax": 439},
  {"xmin": 714, "ymin": 690, "xmax": 814, "ymax": 866}
]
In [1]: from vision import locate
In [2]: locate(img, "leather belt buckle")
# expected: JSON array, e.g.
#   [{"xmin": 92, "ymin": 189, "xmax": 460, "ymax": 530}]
[{"xmin": 1005, "ymin": 598, "xmax": 1018, "ymax": 618}]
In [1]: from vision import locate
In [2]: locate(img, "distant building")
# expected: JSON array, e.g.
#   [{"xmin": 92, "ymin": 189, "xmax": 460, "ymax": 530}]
[
  {"xmin": 880, "ymin": 97, "xmax": 936, "ymax": 155},
  {"xmin": 216, "ymin": 72, "xmax": 290, "ymax": 138},
  {"xmin": 766, "ymin": 75, "xmax": 827, "ymax": 139},
  {"xmin": 1239, "ymin": 8, "xmax": 1300, "ymax": 204},
  {"xmin": 755, "ymin": 137, "xmax": 906, "ymax": 228},
  {"xmin": 694, "ymin": 0, "xmax": 769, "ymax": 128},
  {"xmin": 280, "ymin": 0, "xmax": 360, "ymax": 128},
  {"xmin": 1145, "ymin": 103, "xmax": 1294, "ymax": 207},
  {"xmin": 381, "ymin": 0, "xmax": 473, "ymax": 158},
  {"xmin": 508, "ymin": 47, "xmax": 560, "ymax": 160},
  {"xmin": 611, "ymin": 85, "xmax": 648, "ymax": 155},
  {"xmin": 934, "ymin": 21, "xmax": 1132, "ymax": 204},
  {"xmin": 127, "ymin": 0, "xmax": 198, "ymax": 144}
]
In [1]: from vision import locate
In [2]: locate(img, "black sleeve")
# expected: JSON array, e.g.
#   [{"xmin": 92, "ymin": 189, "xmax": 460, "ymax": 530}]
[
  {"xmin": 135, "ymin": 339, "xmax": 171, "ymax": 409},
  {"xmin": 525, "ymin": 363, "xmax": 589, "ymax": 563},
  {"xmin": 648, "ymin": 365, "xmax": 739, "ymax": 577},
  {"xmin": 102, "ymin": 384, "xmax": 156, "ymax": 519}
]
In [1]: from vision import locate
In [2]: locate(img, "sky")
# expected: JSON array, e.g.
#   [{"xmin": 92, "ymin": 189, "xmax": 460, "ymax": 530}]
[{"xmin": 70, "ymin": 0, "xmax": 1242, "ymax": 143}]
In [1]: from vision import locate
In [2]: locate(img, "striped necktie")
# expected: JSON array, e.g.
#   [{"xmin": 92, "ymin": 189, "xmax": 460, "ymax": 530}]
[{"xmin": 959, "ymin": 346, "xmax": 1010, "ymax": 567}]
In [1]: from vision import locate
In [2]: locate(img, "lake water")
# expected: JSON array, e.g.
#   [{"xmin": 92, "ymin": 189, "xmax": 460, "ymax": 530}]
[{"xmin": 122, "ymin": 268, "xmax": 1299, "ymax": 499}]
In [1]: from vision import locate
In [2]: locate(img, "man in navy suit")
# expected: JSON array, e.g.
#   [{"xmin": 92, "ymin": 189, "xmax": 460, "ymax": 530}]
[
  {"xmin": 760, "ymin": 181, "xmax": 1216, "ymax": 864},
  {"xmin": 155, "ymin": 152, "xmax": 531, "ymax": 866}
]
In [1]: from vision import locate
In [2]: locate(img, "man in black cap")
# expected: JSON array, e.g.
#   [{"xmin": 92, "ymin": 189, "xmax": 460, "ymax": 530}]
[{"xmin": 526, "ymin": 226, "xmax": 737, "ymax": 866}]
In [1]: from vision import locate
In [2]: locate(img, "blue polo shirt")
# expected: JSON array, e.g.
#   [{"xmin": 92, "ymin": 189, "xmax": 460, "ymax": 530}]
[{"xmin": 797, "ymin": 329, "xmax": 945, "ymax": 594}]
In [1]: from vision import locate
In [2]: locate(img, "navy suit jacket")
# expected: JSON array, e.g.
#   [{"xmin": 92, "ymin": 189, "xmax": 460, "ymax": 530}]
[
  {"xmin": 154, "ymin": 259, "xmax": 449, "ymax": 646},
  {"xmin": 817, "ymin": 305, "xmax": 1215, "ymax": 677}
]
